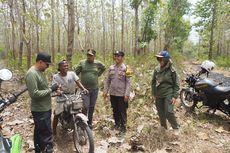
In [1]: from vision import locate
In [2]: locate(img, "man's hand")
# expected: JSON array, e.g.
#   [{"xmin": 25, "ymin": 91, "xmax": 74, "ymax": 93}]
[
  {"xmin": 171, "ymin": 97, "xmax": 176, "ymax": 105},
  {"xmin": 82, "ymin": 88, "xmax": 89, "ymax": 94},
  {"xmin": 124, "ymin": 96, "xmax": 129, "ymax": 102},
  {"xmin": 56, "ymin": 89, "xmax": 63, "ymax": 96},
  {"xmin": 51, "ymin": 83, "xmax": 59, "ymax": 92}
]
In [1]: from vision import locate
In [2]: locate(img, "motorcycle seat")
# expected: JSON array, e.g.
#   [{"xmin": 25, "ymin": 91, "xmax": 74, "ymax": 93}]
[{"xmin": 215, "ymin": 86, "xmax": 230, "ymax": 94}]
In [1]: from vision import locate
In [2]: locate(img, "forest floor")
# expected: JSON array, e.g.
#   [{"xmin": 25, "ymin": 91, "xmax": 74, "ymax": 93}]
[{"xmin": 0, "ymin": 60, "xmax": 229, "ymax": 153}]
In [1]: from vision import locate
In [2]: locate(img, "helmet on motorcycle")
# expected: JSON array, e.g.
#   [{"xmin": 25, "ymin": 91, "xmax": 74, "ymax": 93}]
[
  {"xmin": 200, "ymin": 60, "xmax": 215, "ymax": 72},
  {"xmin": 155, "ymin": 50, "xmax": 170, "ymax": 62}
]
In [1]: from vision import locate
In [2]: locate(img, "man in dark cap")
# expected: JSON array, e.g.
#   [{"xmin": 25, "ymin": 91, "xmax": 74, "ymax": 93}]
[
  {"xmin": 25, "ymin": 52, "xmax": 62, "ymax": 153},
  {"xmin": 103, "ymin": 51, "xmax": 131, "ymax": 134},
  {"xmin": 73, "ymin": 49, "xmax": 106, "ymax": 129}
]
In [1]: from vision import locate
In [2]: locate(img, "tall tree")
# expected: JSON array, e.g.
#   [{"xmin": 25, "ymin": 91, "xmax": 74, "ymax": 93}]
[
  {"xmin": 121, "ymin": 0, "xmax": 124, "ymax": 51},
  {"xmin": 51, "ymin": 0, "xmax": 55, "ymax": 62},
  {"xmin": 21, "ymin": 0, "xmax": 31, "ymax": 69},
  {"xmin": 56, "ymin": 0, "xmax": 61, "ymax": 53},
  {"xmin": 85, "ymin": 0, "xmax": 91, "ymax": 49},
  {"xmin": 8, "ymin": 0, "xmax": 16, "ymax": 60},
  {"xmin": 130, "ymin": 0, "xmax": 142, "ymax": 56},
  {"xmin": 101, "ymin": 0, "xmax": 106, "ymax": 61},
  {"xmin": 140, "ymin": 0, "xmax": 159, "ymax": 54},
  {"xmin": 66, "ymin": 0, "xmax": 75, "ymax": 67},
  {"xmin": 194, "ymin": 0, "xmax": 219, "ymax": 60},
  {"xmin": 15, "ymin": 0, "xmax": 24, "ymax": 67},
  {"xmin": 35, "ymin": 0, "xmax": 40, "ymax": 53},
  {"xmin": 164, "ymin": 0, "xmax": 190, "ymax": 51},
  {"xmin": 112, "ymin": 0, "xmax": 115, "ymax": 53}
]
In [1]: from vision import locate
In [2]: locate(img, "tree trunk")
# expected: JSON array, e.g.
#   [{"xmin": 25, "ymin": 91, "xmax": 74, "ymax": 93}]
[
  {"xmin": 35, "ymin": 0, "xmax": 40, "ymax": 53},
  {"xmin": 51, "ymin": 0, "xmax": 55, "ymax": 63},
  {"xmin": 121, "ymin": 0, "xmax": 124, "ymax": 51},
  {"xmin": 8, "ymin": 0, "xmax": 16, "ymax": 61},
  {"xmin": 101, "ymin": 0, "xmax": 106, "ymax": 61},
  {"xmin": 66, "ymin": 0, "xmax": 75, "ymax": 67},
  {"xmin": 3, "ymin": 14, "xmax": 10, "ymax": 59},
  {"xmin": 22, "ymin": 0, "xmax": 31, "ymax": 69},
  {"xmin": 85, "ymin": 0, "xmax": 90, "ymax": 50},
  {"xmin": 112, "ymin": 0, "xmax": 115, "ymax": 53},
  {"xmin": 15, "ymin": 0, "xmax": 23, "ymax": 67},
  {"xmin": 208, "ymin": 0, "xmax": 217, "ymax": 60},
  {"xmin": 134, "ymin": 7, "xmax": 139, "ymax": 57}
]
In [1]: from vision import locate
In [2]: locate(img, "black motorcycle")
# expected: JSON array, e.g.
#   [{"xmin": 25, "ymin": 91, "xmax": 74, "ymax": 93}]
[{"xmin": 180, "ymin": 68, "xmax": 230, "ymax": 116}]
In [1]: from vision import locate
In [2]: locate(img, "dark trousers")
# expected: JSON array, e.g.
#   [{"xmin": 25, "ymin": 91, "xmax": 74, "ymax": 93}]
[
  {"xmin": 110, "ymin": 95, "xmax": 128, "ymax": 130},
  {"xmin": 155, "ymin": 96, "xmax": 179, "ymax": 129},
  {"xmin": 82, "ymin": 88, "xmax": 99, "ymax": 126},
  {"xmin": 31, "ymin": 110, "xmax": 53, "ymax": 153}
]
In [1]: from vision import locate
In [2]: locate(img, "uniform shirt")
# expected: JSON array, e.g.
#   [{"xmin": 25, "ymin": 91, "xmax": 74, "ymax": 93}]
[
  {"xmin": 73, "ymin": 59, "xmax": 106, "ymax": 89},
  {"xmin": 151, "ymin": 61, "xmax": 180, "ymax": 98},
  {"xmin": 104, "ymin": 63, "xmax": 131, "ymax": 97},
  {"xmin": 25, "ymin": 66, "xmax": 52, "ymax": 112}
]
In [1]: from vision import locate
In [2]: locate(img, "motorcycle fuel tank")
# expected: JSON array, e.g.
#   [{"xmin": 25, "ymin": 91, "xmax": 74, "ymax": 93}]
[{"xmin": 195, "ymin": 78, "xmax": 217, "ymax": 92}]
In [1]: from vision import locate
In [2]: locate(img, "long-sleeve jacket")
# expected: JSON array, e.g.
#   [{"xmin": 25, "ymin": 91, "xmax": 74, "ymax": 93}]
[
  {"xmin": 73, "ymin": 59, "xmax": 106, "ymax": 89},
  {"xmin": 104, "ymin": 63, "xmax": 131, "ymax": 97},
  {"xmin": 25, "ymin": 66, "xmax": 52, "ymax": 112},
  {"xmin": 152, "ymin": 61, "xmax": 180, "ymax": 98}
]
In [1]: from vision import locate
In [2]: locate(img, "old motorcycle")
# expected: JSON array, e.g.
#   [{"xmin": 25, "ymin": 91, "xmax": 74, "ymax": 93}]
[
  {"xmin": 180, "ymin": 60, "xmax": 230, "ymax": 116},
  {"xmin": 56, "ymin": 93, "xmax": 94, "ymax": 153}
]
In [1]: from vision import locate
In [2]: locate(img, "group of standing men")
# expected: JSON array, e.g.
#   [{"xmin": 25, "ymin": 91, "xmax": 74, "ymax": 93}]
[
  {"xmin": 25, "ymin": 49, "xmax": 180, "ymax": 153},
  {"xmin": 25, "ymin": 49, "xmax": 131, "ymax": 153}
]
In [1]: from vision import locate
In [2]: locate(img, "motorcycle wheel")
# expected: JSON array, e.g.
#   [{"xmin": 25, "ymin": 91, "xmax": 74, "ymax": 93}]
[
  {"xmin": 73, "ymin": 120, "xmax": 94, "ymax": 153},
  {"xmin": 180, "ymin": 88, "xmax": 197, "ymax": 112}
]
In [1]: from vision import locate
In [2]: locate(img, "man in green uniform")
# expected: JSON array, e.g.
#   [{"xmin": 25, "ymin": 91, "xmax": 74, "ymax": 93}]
[
  {"xmin": 25, "ymin": 52, "xmax": 61, "ymax": 153},
  {"xmin": 73, "ymin": 49, "xmax": 106, "ymax": 128},
  {"xmin": 152, "ymin": 50, "xmax": 180, "ymax": 130}
]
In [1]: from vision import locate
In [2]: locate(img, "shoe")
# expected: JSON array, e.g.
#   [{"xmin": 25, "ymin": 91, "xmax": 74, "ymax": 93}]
[
  {"xmin": 173, "ymin": 129, "xmax": 180, "ymax": 136},
  {"xmin": 44, "ymin": 145, "xmax": 53, "ymax": 153},
  {"xmin": 120, "ymin": 127, "xmax": 126, "ymax": 134},
  {"xmin": 114, "ymin": 125, "xmax": 120, "ymax": 130}
]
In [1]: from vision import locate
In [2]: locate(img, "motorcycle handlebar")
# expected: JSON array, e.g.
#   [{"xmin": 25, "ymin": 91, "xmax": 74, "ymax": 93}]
[
  {"xmin": 13, "ymin": 87, "xmax": 28, "ymax": 98},
  {"xmin": 0, "ymin": 87, "xmax": 27, "ymax": 112}
]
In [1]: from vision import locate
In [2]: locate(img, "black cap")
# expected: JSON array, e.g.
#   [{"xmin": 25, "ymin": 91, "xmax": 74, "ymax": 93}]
[
  {"xmin": 87, "ymin": 49, "xmax": 96, "ymax": 56},
  {"xmin": 36, "ymin": 52, "xmax": 52, "ymax": 64},
  {"xmin": 114, "ymin": 51, "xmax": 125, "ymax": 57}
]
